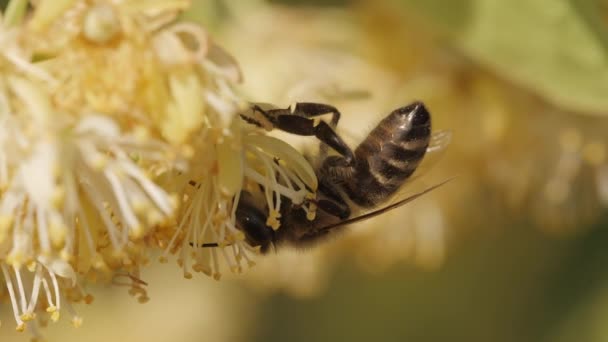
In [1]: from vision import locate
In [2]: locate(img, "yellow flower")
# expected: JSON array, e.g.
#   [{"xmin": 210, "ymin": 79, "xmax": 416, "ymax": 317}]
[{"xmin": 0, "ymin": 0, "xmax": 319, "ymax": 335}]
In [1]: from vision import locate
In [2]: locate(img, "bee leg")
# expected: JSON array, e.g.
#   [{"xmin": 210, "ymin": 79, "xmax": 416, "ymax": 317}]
[
  {"xmin": 317, "ymin": 198, "xmax": 350, "ymax": 220},
  {"xmin": 315, "ymin": 179, "xmax": 352, "ymax": 219},
  {"xmin": 266, "ymin": 114, "xmax": 355, "ymax": 164},
  {"xmin": 319, "ymin": 155, "xmax": 355, "ymax": 184},
  {"xmin": 253, "ymin": 103, "xmax": 353, "ymax": 163},
  {"xmin": 288, "ymin": 102, "xmax": 341, "ymax": 128},
  {"xmin": 288, "ymin": 102, "xmax": 341, "ymax": 160}
]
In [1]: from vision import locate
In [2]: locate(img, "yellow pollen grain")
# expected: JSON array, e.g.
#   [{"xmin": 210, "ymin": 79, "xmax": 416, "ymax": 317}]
[
  {"xmin": 267, "ymin": 212, "xmax": 281, "ymax": 230},
  {"xmin": 16, "ymin": 322, "xmax": 25, "ymax": 332},
  {"xmin": 20, "ymin": 312, "xmax": 35, "ymax": 321},
  {"xmin": 306, "ymin": 203, "xmax": 317, "ymax": 221},
  {"xmin": 26, "ymin": 261, "xmax": 37, "ymax": 272},
  {"xmin": 51, "ymin": 311, "xmax": 60, "ymax": 323}
]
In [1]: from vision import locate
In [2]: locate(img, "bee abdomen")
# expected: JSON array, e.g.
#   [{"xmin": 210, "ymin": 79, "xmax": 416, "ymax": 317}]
[{"xmin": 347, "ymin": 102, "xmax": 431, "ymax": 207}]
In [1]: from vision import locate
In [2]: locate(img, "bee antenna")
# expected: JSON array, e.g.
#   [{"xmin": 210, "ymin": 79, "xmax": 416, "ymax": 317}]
[{"xmin": 317, "ymin": 177, "xmax": 454, "ymax": 232}]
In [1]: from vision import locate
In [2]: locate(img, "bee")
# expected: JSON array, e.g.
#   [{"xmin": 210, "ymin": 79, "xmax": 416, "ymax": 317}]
[{"xmin": 203, "ymin": 101, "xmax": 450, "ymax": 253}]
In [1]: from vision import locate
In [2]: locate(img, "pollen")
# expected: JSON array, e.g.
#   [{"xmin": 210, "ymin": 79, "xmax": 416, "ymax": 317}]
[{"xmin": 267, "ymin": 212, "xmax": 281, "ymax": 230}]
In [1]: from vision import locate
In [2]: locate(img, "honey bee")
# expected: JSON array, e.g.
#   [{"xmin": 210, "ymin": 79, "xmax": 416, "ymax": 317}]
[{"xmin": 203, "ymin": 101, "xmax": 450, "ymax": 253}]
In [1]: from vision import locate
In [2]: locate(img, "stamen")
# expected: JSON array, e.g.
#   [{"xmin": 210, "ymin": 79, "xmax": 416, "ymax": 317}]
[
  {"xmin": 26, "ymin": 264, "xmax": 43, "ymax": 314},
  {"xmin": 80, "ymin": 182, "xmax": 122, "ymax": 249},
  {"xmin": 119, "ymin": 160, "xmax": 174, "ymax": 215},
  {"xmin": 104, "ymin": 169, "xmax": 141, "ymax": 235},
  {"xmin": 48, "ymin": 268, "xmax": 61, "ymax": 312},
  {"xmin": 41, "ymin": 277, "xmax": 55, "ymax": 310},
  {"xmin": 13, "ymin": 266, "xmax": 28, "ymax": 315},
  {"xmin": 211, "ymin": 247, "xmax": 220, "ymax": 280},
  {"xmin": 1, "ymin": 264, "xmax": 24, "ymax": 328}
]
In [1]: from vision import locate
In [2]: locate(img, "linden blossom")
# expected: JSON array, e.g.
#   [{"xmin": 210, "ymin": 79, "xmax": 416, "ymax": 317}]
[{"xmin": 0, "ymin": 0, "xmax": 262, "ymax": 335}]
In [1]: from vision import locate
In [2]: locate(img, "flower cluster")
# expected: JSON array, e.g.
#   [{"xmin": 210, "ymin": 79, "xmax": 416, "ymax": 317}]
[{"xmin": 0, "ymin": 0, "xmax": 317, "ymax": 335}]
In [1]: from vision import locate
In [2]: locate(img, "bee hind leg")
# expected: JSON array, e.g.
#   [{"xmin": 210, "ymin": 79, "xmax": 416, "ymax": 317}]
[{"xmin": 317, "ymin": 198, "xmax": 350, "ymax": 219}]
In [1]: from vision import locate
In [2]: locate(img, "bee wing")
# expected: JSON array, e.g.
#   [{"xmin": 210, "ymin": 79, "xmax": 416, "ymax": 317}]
[
  {"xmin": 317, "ymin": 178, "xmax": 453, "ymax": 233},
  {"xmin": 423, "ymin": 129, "xmax": 452, "ymax": 166},
  {"xmin": 401, "ymin": 129, "xmax": 452, "ymax": 188}
]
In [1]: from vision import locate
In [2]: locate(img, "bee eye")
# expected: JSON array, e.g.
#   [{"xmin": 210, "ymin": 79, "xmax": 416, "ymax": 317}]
[{"xmin": 236, "ymin": 193, "xmax": 275, "ymax": 249}]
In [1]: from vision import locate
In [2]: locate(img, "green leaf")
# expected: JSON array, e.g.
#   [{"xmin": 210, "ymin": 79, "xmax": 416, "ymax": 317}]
[{"xmin": 398, "ymin": 0, "xmax": 608, "ymax": 115}]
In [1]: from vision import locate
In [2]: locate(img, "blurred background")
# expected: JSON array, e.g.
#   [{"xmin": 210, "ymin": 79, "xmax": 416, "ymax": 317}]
[{"xmin": 3, "ymin": 0, "xmax": 608, "ymax": 341}]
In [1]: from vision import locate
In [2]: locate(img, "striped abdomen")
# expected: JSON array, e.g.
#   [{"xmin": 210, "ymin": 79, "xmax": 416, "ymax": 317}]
[{"xmin": 345, "ymin": 102, "xmax": 431, "ymax": 207}]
